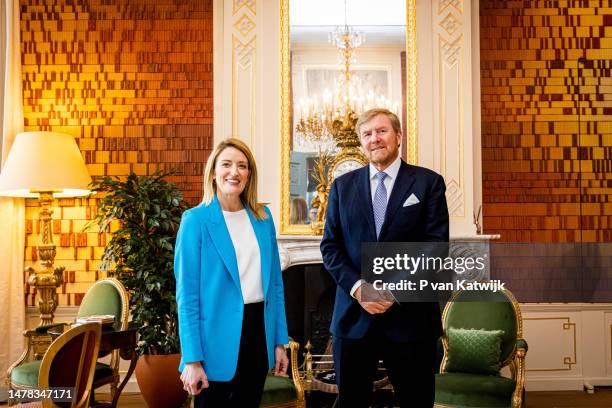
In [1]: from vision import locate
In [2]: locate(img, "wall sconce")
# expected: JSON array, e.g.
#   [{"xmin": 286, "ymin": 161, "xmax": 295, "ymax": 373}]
[{"xmin": 0, "ymin": 132, "xmax": 91, "ymax": 326}]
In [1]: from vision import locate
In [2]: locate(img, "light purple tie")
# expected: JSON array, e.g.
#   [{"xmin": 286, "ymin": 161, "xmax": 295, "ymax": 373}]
[{"xmin": 373, "ymin": 171, "xmax": 388, "ymax": 238}]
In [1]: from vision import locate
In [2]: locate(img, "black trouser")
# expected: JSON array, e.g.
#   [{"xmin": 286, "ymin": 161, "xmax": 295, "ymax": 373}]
[
  {"xmin": 333, "ymin": 323, "xmax": 438, "ymax": 408},
  {"xmin": 194, "ymin": 302, "xmax": 268, "ymax": 408}
]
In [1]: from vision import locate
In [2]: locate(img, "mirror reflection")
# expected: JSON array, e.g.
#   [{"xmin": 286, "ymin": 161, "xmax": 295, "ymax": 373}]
[{"xmin": 288, "ymin": 0, "xmax": 408, "ymax": 233}]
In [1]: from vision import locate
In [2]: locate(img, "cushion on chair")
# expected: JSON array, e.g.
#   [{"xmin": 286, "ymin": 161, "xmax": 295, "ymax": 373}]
[
  {"xmin": 444, "ymin": 290, "xmax": 518, "ymax": 362},
  {"xmin": 435, "ymin": 372, "xmax": 516, "ymax": 407},
  {"xmin": 260, "ymin": 375, "xmax": 298, "ymax": 406},
  {"xmin": 445, "ymin": 327, "xmax": 504, "ymax": 375},
  {"xmin": 93, "ymin": 362, "xmax": 115, "ymax": 382},
  {"xmin": 10, "ymin": 360, "xmax": 41, "ymax": 387},
  {"xmin": 78, "ymin": 281, "xmax": 123, "ymax": 330}
]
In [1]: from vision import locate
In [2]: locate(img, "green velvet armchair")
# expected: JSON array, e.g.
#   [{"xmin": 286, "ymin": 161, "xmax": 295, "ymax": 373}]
[
  {"xmin": 8, "ymin": 278, "xmax": 129, "ymax": 407},
  {"xmin": 260, "ymin": 340, "xmax": 305, "ymax": 408},
  {"xmin": 434, "ymin": 287, "xmax": 528, "ymax": 408}
]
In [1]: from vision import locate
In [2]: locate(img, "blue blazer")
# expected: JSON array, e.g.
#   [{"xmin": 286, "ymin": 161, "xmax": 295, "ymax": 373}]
[
  {"xmin": 320, "ymin": 161, "xmax": 449, "ymax": 341},
  {"xmin": 174, "ymin": 196, "xmax": 289, "ymax": 381}
]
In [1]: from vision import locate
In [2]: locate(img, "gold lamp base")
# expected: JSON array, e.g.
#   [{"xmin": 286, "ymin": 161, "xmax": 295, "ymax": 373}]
[{"xmin": 29, "ymin": 192, "xmax": 64, "ymax": 326}]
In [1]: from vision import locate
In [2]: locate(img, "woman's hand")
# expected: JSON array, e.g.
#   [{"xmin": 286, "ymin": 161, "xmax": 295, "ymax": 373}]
[
  {"xmin": 180, "ymin": 362, "xmax": 209, "ymax": 395},
  {"xmin": 273, "ymin": 345, "xmax": 289, "ymax": 376}
]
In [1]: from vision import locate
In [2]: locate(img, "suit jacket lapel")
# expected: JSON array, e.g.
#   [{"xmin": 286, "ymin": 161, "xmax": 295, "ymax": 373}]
[
  {"xmin": 246, "ymin": 209, "xmax": 270, "ymax": 298},
  {"xmin": 379, "ymin": 161, "xmax": 416, "ymax": 240},
  {"xmin": 204, "ymin": 197, "xmax": 242, "ymax": 292},
  {"xmin": 352, "ymin": 166, "xmax": 377, "ymax": 240}
]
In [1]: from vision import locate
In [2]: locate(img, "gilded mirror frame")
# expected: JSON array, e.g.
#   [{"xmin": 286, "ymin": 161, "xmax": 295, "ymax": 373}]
[{"xmin": 280, "ymin": 0, "xmax": 418, "ymax": 235}]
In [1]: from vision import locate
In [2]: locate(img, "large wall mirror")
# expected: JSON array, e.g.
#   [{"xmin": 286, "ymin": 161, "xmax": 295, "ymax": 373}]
[{"xmin": 280, "ymin": 0, "xmax": 417, "ymax": 235}]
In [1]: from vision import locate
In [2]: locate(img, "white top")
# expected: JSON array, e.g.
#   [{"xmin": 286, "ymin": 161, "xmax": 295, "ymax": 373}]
[
  {"xmin": 368, "ymin": 154, "xmax": 402, "ymax": 206},
  {"xmin": 223, "ymin": 209, "xmax": 264, "ymax": 304}
]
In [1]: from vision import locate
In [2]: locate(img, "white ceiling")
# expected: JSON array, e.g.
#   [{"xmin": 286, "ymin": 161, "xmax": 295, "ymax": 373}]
[
  {"xmin": 290, "ymin": 0, "xmax": 406, "ymax": 26},
  {"xmin": 290, "ymin": 0, "xmax": 406, "ymax": 46}
]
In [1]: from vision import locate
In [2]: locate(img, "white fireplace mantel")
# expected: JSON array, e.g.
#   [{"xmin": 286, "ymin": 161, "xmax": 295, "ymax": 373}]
[{"xmin": 277, "ymin": 234, "xmax": 500, "ymax": 271}]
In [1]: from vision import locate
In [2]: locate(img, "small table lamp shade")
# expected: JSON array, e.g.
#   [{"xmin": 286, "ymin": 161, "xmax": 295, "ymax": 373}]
[{"xmin": 0, "ymin": 131, "xmax": 91, "ymax": 197}]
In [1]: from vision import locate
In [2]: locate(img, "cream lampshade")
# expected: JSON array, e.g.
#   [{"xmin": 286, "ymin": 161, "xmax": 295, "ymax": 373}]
[{"xmin": 0, "ymin": 131, "xmax": 92, "ymax": 325}]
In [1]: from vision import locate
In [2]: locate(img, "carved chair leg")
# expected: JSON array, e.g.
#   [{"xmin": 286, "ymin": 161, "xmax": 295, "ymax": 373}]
[{"xmin": 110, "ymin": 377, "xmax": 119, "ymax": 402}]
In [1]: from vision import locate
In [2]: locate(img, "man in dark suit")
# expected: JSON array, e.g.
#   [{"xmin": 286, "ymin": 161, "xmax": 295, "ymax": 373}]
[{"xmin": 320, "ymin": 108, "xmax": 449, "ymax": 407}]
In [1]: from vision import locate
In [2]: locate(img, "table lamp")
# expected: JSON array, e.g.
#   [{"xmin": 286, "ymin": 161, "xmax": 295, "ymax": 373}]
[{"xmin": 0, "ymin": 131, "xmax": 91, "ymax": 325}]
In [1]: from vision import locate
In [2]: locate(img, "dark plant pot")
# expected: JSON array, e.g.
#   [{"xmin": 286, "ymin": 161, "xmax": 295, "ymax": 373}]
[{"xmin": 135, "ymin": 353, "xmax": 188, "ymax": 408}]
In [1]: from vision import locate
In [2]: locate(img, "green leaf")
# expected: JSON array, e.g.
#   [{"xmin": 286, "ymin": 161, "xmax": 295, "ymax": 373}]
[{"xmin": 88, "ymin": 169, "xmax": 186, "ymax": 355}]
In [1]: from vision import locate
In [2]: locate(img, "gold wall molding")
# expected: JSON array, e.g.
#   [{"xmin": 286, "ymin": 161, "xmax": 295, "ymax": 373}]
[
  {"xmin": 279, "ymin": 0, "xmax": 418, "ymax": 234},
  {"xmin": 441, "ymin": 35, "xmax": 462, "ymax": 68},
  {"xmin": 438, "ymin": 0, "xmax": 463, "ymax": 14},
  {"xmin": 233, "ymin": 0, "xmax": 255, "ymax": 15},
  {"xmin": 234, "ymin": 14, "xmax": 256, "ymax": 37},
  {"xmin": 440, "ymin": 12, "xmax": 460, "ymax": 37},
  {"xmin": 446, "ymin": 179, "xmax": 463, "ymax": 216},
  {"xmin": 405, "ymin": 0, "xmax": 418, "ymax": 165},
  {"xmin": 524, "ymin": 317, "xmax": 577, "ymax": 372}
]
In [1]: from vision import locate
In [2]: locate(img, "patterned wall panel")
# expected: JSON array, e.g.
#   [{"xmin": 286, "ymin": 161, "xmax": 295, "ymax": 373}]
[
  {"xmin": 21, "ymin": 0, "xmax": 213, "ymax": 306},
  {"xmin": 480, "ymin": 0, "xmax": 611, "ymax": 243},
  {"xmin": 231, "ymin": 0, "xmax": 256, "ymax": 145},
  {"xmin": 436, "ymin": 0, "xmax": 465, "ymax": 217}
]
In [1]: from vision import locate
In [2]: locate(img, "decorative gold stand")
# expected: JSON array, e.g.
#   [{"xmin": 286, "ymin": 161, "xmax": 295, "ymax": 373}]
[{"xmin": 28, "ymin": 191, "xmax": 64, "ymax": 326}]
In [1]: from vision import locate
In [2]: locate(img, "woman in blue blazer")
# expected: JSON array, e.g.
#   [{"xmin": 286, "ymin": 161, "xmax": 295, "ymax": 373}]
[{"xmin": 174, "ymin": 138, "xmax": 289, "ymax": 407}]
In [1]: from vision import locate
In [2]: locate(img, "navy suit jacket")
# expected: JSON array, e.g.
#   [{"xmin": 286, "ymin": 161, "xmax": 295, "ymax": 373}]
[{"xmin": 320, "ymin": 160, "xmax": 449, "ymax": 341}]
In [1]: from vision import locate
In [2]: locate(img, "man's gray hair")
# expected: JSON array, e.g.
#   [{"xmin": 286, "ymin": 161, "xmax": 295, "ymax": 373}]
[{"xmin": 355, "ymin": 108, "xmax": 402, "ymax": 136}]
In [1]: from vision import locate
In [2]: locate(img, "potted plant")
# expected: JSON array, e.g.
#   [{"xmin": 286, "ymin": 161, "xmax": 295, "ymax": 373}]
[{"xmin": 90, "ymin": 171, "xmax": 188, "ymax": 408}]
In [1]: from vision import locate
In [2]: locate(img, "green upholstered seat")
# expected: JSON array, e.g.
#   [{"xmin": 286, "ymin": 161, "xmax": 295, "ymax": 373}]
[
  {"xmin": 259, "ymin": 340, "xmax": 305, "ymax": 407},
  {"xmin": 261, "ymin": 375, "xmax": 298, "ymax": 406},
  {"xmin": 10, "ymin": 360, "xmax": 41, "ymax": 387},
  {"xmin": 10, "ymin": 323, "xmax": 101, "ymax": 408},
  {"xmin": 435, "ymin": 373, "xmax": 516, "ymax": 407},
  {"xmin": 435, "ymin": 287, "xmax": 527, "ymax": 408},
  {"xmin": 8, "ymin": 278, "xmax": 129, "ymax": 408}
]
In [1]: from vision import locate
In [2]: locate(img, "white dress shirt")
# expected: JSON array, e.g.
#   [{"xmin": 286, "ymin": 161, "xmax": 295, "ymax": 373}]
[
  {"xmin": 350, "ymin": 154, "xmax": 403, "ymax": 298},
  {"xmin": 223, "ymin": 209, "xmax": 264, "ymax": 304},
  {"xmin": 368, "ymin": 154, "xmax": 402, "ymax": 207}
]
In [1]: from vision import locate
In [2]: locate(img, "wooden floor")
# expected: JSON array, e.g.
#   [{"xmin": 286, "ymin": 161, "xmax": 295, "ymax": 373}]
[
  {"xmin": 116, "ymin": 389, "xmax": 612, "ymax": 407},
  {"xmin": 93, "ymin": 389, "xmax": 612, "ymax": 407},
  {"xmin": 2, "ymin": 390, "xmax": 612, "ymax": 407},
  {"xmin": 526, "ymin": 389, "xmax": 612, "ymax": 408}
]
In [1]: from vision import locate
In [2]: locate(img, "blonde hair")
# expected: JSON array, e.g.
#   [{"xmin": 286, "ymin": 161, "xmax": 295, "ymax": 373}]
[
  {"xmin": 355, "ymin": 108, "xmax": 402, "ymax": 137},
  {"xmin": 202, "ymin": 138, "xmax": 267, "ymax": 220},
  {"xmin": 290, "ymin": 197, "xmax": 308, "ymax": 224}
]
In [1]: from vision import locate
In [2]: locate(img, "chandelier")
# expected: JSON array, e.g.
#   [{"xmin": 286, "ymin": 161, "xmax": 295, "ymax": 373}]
[
  {"xmin": 292, "ymin": 0, "xmax": 401, "ymax": 233},
  {"xmin": 294, "ymin": 2, "xmax": 399, "ymax": 153}
]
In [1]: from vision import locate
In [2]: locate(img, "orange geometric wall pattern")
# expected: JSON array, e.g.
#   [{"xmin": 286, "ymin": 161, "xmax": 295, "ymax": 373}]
[
  {"xmin": 21, "ymin": 0, "xmax": 213, "ymax": 306},
  {"xmin": 480, "ymin": 0, "xmax": 611, "ymax": 243}
]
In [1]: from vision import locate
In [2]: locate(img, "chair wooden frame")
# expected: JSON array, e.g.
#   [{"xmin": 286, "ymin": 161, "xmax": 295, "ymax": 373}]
[
  {"xmin": 437, "ymin": 288, "xmax": 527, "ymax": 408},
  {"xmin": 262, "ymin": 340, "xmax": 305, "ymax": 408},
  {"xmin": 6, "ymin": 278, "xmax": 129, "ymax": 407},
  {"xmin": 11, "ymin": 323, "xmax": 101, "ymax": 408},
  {"xmin": 85, "ymin": 278, "xmax": 130, "ymax": 403}
]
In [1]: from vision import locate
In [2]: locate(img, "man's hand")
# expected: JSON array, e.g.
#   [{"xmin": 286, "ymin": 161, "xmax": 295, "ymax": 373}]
[
  {"xmin": 273, "ymin": 345, "xmax": 289, "ymax": 376},
  {"xmin": 354, "ymin": 284, "xmax": 394, "ymax": 314},
  {"xmin": 180, "ymin": 362, "xmax": 209, "ymax": 395}
]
